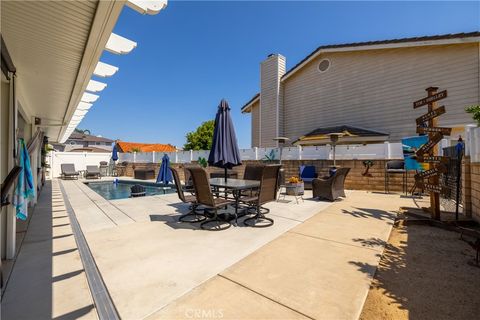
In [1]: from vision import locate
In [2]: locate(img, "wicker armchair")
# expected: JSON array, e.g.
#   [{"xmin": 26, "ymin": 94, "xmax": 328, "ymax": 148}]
[
  {"xmin": 171, "ymin": 167, "xmax": 205, "ymax": 223},
  {"xmin": 187, "ymin": 166, "xmax": 234, "ymax": 231},
  {"xmin": 312, "ymin": 168, "xmax": 350, "ymax": 201}
]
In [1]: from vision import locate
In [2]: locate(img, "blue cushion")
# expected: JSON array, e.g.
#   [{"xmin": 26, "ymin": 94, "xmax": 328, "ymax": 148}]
[{"xmin": 300, "ymin": 165, "xmax": 316, "ymax": 179}]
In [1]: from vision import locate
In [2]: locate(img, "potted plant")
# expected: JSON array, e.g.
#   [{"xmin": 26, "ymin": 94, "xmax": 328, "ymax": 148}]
[
  {"xmin": 285, "ymin": 176, "xmax": 304, "ymax": 196},
  {"xmin": 198, "ymin": 157, "xmax": 208, "ymax": 168}
]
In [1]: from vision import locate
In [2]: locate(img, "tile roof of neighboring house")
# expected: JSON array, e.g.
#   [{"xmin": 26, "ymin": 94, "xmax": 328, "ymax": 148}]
[
  {"xmin": 116, "ymin": 141, "xmax": 177, "ymax": 153},
  {"xmin": 241, "ymin": 31, "xmax": 480, "ymax": 112},
  {"xmin": 68, "ymin": 132, "xmax": 114, "ymax": 143}
]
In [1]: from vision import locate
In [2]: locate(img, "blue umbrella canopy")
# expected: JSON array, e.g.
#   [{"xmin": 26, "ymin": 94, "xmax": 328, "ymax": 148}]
[
  {"xmin": 111, "ymin": 144, "xmax": 118, "ymax": 161},
  {"xmin": 208, "ymin": 99, "xmax": 242, "ymax": 180},
  {"xmin": 156, "ymin": 154, "xmax": 173, "ymax": 184}
]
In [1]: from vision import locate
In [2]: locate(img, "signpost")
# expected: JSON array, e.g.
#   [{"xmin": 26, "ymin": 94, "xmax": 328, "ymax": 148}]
[{"xmin": 413, "ymin": 87, "xmax": 449, "ymax": 220}]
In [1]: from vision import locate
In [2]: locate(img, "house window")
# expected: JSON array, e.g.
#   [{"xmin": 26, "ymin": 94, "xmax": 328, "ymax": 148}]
[
  {"xmin": 318, "ymin": 59, "xmax": 330, "ymax": 73},
  {"xmin": 96, "ymin": 142, "xmax": 101, "ymax": 145}
]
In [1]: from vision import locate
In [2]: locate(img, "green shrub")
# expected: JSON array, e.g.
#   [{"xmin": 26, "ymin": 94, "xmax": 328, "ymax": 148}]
[{"xmin": 465, "ymin": 105, "xmax": 480, "ymax": 126}]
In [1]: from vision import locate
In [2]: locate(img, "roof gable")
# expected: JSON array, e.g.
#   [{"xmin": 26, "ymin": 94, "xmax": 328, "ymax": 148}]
[{"xmin": 241, "ymin": 31, "xmax": 480, "ymax": 112}]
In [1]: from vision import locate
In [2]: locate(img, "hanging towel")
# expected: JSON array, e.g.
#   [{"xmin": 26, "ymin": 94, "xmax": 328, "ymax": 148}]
[{"xmin": 13, "ymin": 139, "xmax": 35, "ymax": 220}]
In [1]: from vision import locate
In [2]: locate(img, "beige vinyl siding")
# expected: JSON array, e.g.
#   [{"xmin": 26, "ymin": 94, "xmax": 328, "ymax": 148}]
[
  {"xmin": 260, "ymin": 55, "xmax": 286, "ymax": 147},
  {"xmin": 251, "ymin": 101, "xmax": 260, "ymax": 147},
  {"xmin": 283, "ymin": 43, "xmax": 479, "ymax": 142}
]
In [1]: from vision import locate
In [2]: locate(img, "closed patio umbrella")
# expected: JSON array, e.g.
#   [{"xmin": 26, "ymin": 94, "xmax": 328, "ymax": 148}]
[
  {"xmin": 157, "ymin": 154, "xmax": 173, "ymax": 184},
  {"xmin": 111, "ymin": 144, "xmax": 119, "ymax": 162},
  {"xmin": 208, "ymin": 99, "xmax": 242, "ymax": 181}
]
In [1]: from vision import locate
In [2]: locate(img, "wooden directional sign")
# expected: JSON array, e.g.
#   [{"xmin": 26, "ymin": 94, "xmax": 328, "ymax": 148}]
[
  {"xmin": 416, "ymin": 106, "xmax": 446, "ymax": 125},
  {"xmin": 414, "ymin": 165, "xmax": 447, "ymax": 181},
  {"xmin": 416, "ymin": 126, "xmax": 452, "ymax": 135},
  {"xmin": 413, "ymin": 90, "xmax": 447, "ymax": 109},
  {"xmin": 418, "ymin": 182, "xmax": 447, "ymax": 194},
  {"xmin": 417, "ymin": 155, "xmax": 449, "ymax": 164},
  {"xmin": 415, "ymin": 133, "xmax": 443, "ymax": 157}
]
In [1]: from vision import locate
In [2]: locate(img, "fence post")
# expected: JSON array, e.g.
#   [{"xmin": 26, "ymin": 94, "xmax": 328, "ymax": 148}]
[
  {"xmin": 297, "ymin": 145, "xmax": 302, "ymax": 160},
  {"xmin": 152, "ymin": 151, "xmax": 155, "ymax": 163},
  {"xmin": 384, "ymin": 142, "xmax": 391, "ymax": 160},
  {"xmin": 190, "ymin": 150, "xmax": 193, "ymax": 162},
  {"xmin": 175, "ymin": 151, "xmax": 178, "ymax": 163},
  {"xmin": 133, "ymin": 152, "xmax": 136, "ymax": 163},
  {"xmin": 254, "ymin": 147, "xmax": 258, "ymax": 160}
]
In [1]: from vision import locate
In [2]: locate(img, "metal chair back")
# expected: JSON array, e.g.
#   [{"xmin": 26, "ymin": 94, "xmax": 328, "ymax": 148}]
[
  {"xmin": 243, "ymin": 164, "xmax": 264, "ymax": 181},
  {"xmin": 170, "ymin": 167, "xmax": 187, "ymax": 203},
  {"xmin": 258, "ymin": 165, "xmax": 281, "ymax": 205},
  {"xmin": 188, "ymin": 167, "xmax": 216, "ymax": 207}
]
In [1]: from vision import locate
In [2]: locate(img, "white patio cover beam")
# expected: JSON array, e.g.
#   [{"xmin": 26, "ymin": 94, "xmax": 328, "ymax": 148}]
[
  {"xmin": 94, "ymin": 61, "xmax": 119, "ymax": 77},
  {"xmin": 76, "ymin": 101, "xmax": 93, "ymax": 110},
  {"xmin": 74, "ymin": 109, "xmax": 88, "ymax": 117},
  {"xmin": 126, "ymin": 0, "xmax": 168, "ymax": 15},
  {"xmin": 105, "ymin": 33, "xmax": 137, "ymax": 54},
  {"xmin": 86, "ymin": 79, "xmax": 107, "ymax": 92},
  {"xmin": 81, "ymin": 92, "xmax": 99, "ymax": 103}
]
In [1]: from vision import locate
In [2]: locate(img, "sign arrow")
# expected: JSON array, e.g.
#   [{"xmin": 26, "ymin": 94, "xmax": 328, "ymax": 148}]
[
  {"xmin": 416, "ymin": 126, "xmax": 452, "ymax": 135},
  {"xmin": 414, "ymin": 165, "xmax": 447, "ymax": 181},
  {"xmin": 413, "ymin": 90, "xmax": 447, "ymax": 109},
  {"xmin": 415, "ymin": 133, "xmax": 443, "ymax": 157},
  {"xmin": 416, "ymin": 106, "xmax": 446, "ymax": 125}
]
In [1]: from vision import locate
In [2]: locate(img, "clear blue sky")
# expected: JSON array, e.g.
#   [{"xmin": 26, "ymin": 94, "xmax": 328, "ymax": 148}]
[{"xmin": 80, "ymin": 1, "xmax": 479, "ymax": 148}]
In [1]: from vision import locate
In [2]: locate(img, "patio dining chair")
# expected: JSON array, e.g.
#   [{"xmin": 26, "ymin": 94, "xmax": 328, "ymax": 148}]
[
  {"xmin": 242, "ymin": 164, "xmax": 281, "ymax": 228},
  {"xmin": 187, "ymin": 166, "xmax": 234, "ymax": 231},
  {"xmin": 170, "ymin": 167, "xmax": 206, "ymax": 223},
  {"xmin": 241, "ymin": 164, "xmax": 264, "ymax": 197},
  {"xmin": 60, "ymin": 163, "xmax": 79, "ymax": 180}
]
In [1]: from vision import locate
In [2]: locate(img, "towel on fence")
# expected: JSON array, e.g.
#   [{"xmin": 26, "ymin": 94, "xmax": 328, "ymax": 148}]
[{"xmin": 13, "ymin": 139, "xmax": 35, "ymax": 220}]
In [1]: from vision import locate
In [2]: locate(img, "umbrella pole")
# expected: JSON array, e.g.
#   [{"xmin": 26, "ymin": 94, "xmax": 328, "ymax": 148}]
[{"xmin": 224, "ymin": 167, "xmax": 227, "ymax": 182}]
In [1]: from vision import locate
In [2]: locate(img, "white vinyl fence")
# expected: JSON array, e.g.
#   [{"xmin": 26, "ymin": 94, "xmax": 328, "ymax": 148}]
[
  {"xmin": 466, "ymin": 125, "xmax": 480, "ymax": 163},
  {"xmin": 48, "ymin": 152, "xmax": 111, "ymax": 178},
  {"xmin": 115, "ymin": 143, "xmax": 404, "ymax": 163}
]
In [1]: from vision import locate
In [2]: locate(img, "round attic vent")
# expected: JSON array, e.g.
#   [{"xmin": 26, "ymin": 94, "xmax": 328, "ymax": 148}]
[{"xmin": 318, "ymin": 59, "xmax": 330, "ymax": 72}]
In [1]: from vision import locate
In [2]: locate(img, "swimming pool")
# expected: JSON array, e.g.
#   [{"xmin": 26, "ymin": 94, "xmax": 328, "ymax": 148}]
[{"xmin": 85, "ymin": 180, "xmax": 176, "ymax": 200}]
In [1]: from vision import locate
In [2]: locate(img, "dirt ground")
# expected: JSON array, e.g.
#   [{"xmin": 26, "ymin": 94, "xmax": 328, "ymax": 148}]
[{"xmin": 360, "ymin": 223, "xmax": 480, "ymax": 320}]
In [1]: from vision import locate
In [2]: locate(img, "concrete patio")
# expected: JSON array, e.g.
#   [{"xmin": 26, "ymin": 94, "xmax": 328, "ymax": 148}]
[{"xmin": 2, "ymin": 178, "xmax": 417, "ymax": 320}]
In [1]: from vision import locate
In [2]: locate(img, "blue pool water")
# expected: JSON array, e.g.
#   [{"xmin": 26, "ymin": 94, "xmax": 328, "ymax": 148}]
[{"xmin": 85, "ymin": 180, "xmax": 176, "ymax": 200}]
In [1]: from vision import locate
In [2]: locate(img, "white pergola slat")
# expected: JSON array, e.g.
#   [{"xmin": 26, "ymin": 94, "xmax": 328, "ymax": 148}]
[
  {"xmin": 94, "ymin": 61, "xmax": 119, "ymax": 77},
  {"xmin": 81, "ymin": 92, "xmax": 99, "ymax": 103},
  {"xmin": 74, "ymin": 109, "xmax": 89, "ymax": 117},
  {"xmin": 126, "ymin": 0, "xmax": 168, "ymax": 15},
  {"xmin": 86, "ymin": 79, "xmax": 107, "ymax": 92},
  {"xmin": 76, "ymin": 101, "xmax": 93, "ymax": 110},
  {"xmin": 105, "ymin": 33, "xmax": 137, "ymax": 54}
]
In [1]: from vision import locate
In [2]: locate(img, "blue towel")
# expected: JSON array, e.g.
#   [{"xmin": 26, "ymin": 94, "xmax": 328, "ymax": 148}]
[{"xmin": 13, "ymin": 139, "xmax": 35, "ymax": 220}]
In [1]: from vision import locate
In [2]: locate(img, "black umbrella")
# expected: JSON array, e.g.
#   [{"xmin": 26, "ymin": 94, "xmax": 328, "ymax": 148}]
[{"xmin": 208, "ymin": 99, "xmax": 242, "ymax": 181}]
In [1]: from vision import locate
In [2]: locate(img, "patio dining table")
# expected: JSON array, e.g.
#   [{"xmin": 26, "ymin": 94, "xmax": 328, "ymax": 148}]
[{"xmin": 209, "ymin": 178, "xmax": 260, "ymax": 225}]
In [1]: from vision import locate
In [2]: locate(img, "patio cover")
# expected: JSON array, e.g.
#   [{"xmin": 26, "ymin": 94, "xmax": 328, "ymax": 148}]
[{"xmin": 294, "ymin": 125, "xmax": 389, "ymax": 145}]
